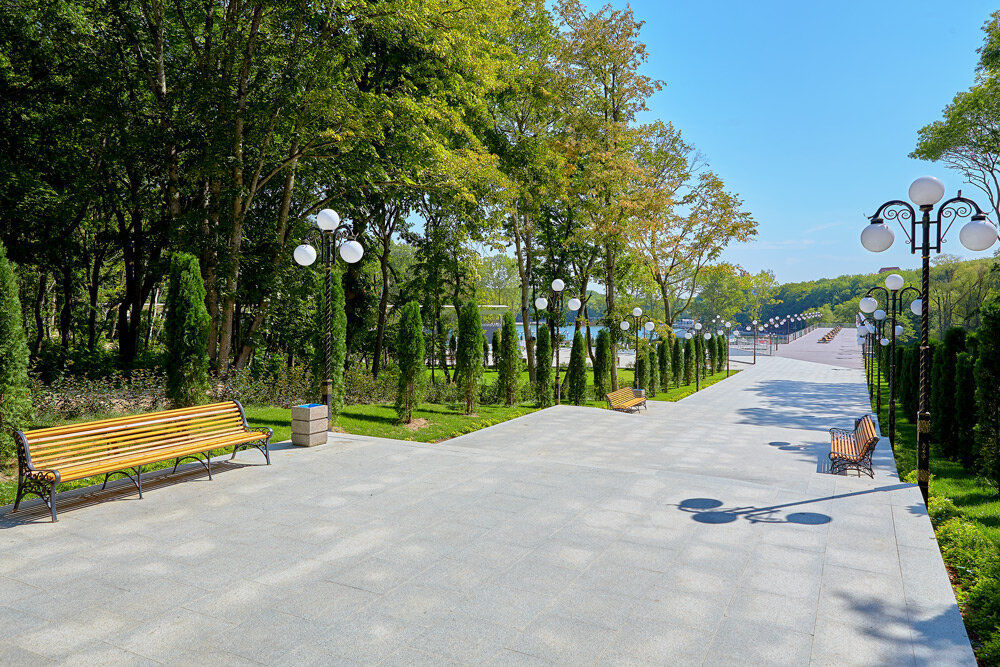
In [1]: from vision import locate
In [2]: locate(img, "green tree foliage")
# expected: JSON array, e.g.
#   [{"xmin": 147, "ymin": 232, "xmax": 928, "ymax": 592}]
[
  {"xmin": 955, "ymin": 352, "xmax": 978, "ymax": 470},
  {"xmin": 716, "ymin": 335, "xmax": 727, "ymax": 372},
  {"xmin": 593, "ymin": 328, "xmax": 612, "ymax": 399},
  {"xmin": 567, "ymin": 331, "xmax": 587, "ymax": 405},
  {"xmin": 535, "ymin": 324, "xmax": 553, "ymax": 407},
  {"xmin": 492, "ymin": 329, "xmax": 502, "ymax": 370},
  {"xmin": 658, "ymin": 338, "xmax": 671, "ymax": 389},
  {"xmin": 456, "ymin": 301, "xmax": 484, "ymax": 415},
  {"xmin": 164, "ymin": 253, "xmax": 210, "ymax": 408},
  {"xmin": 498, "ymin": 312, "xmax": 520, "ymax": 406},
  {"xmin": 672, "ymin": 337, "xmax": 683, "ymax": 387},
  {"xmin": 975, "ymin": 301, "xmax": 1000, "ymax": 492},
  {"xmin": 934, "ymin": 327, "xmax": 966, "ymax": 456},
  {"xmin": 683, "ymin": 338, "xmax": 695, "ymax": 385},
  {"xmin": 395, "ymin": 302, "xmax": 425, "ymax": 423},
  {"xmin": 483, "ymin": 337, "xmax": 490, "ymax": 369},
  {"xmin": 647, "ymin": 345, "xmax": 658, "ymax": 397},
  {"xmin": 0, "ymin": 241, "xmax": 31, "ymax": 462}
]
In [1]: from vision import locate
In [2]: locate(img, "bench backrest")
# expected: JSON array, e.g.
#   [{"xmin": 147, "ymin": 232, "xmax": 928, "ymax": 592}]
[
  {"xmin": 606, "ymin": 388, "xmax": 636, "ymax": 405},
  {"xmin": 19, "ymin": 401, "xmax": 249, "ymax": 471},
  {"xmin": 853, "ymin": 415, "xmax": 878, "ymax": 450}
]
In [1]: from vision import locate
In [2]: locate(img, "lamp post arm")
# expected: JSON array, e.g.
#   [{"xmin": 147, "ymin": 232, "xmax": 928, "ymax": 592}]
[
  {"xmin": 935, "ymin": 195, "xmax": 988, "ymax": 243},
  {"xmin": 870, "ymin": 200, "xmax": 917, "ymax": 244}
]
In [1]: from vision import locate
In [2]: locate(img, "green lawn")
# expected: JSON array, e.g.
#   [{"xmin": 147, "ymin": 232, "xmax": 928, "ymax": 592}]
[{"xmin": 871, "ymin": 366, "xmax": 1000, "ymax": 544}]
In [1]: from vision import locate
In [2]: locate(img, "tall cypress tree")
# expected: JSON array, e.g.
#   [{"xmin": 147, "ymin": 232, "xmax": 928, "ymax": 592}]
[
  {"xmin": 0, "ymin": 241, "xmax": 31, "ymax": 463},
  {"xmin": 955, "ymin": 351, "xmax": 977, "ymax": 470},
  {"xmin": 683, "ymin": 338, "xmax": 695, "ymax": 385},
  {"xmin": 673, "ymin": 338, "xmax": 684, "ymax": 387},
  {"xmin": 482, "ymin": 337, "xmax": 490, "ymax": 369},
  {"xmin": 634, "ymin": 342, "xmax": 647, "ymax": 390},
  {"xmin": 647, "ymin": 345, "xmax": 658, "ymax": 397},
  {"xmin": 535, "ymin": 323, "xmax": 553, "ymax": 407},
  {"xmin": 498, "ymin": 311, "xmax": 519, "ymax": 406},
  {"xmin": 658, "ymin": 339, "xmax": 671, "ymax": 389},
  {"xmin": 164, "ymin": 252, "xmax": 210, "ymax": 408},
  {"xmin": 491, "ymin": 329, "xmax": 501, "ymax": 370},
  {"xmin": 395, "ymin": 301, "xmax": 425, "ymax": 422},
  {"xmin": 934, "ymin": 327, "xmax": 966, "ymax": 458},
  {"xmin": 567, "ymin": 331, "xmax": 587, "ymax": 405},
  {"xmin": 594, "ymin": 328, "xmax": 611, "ymax": 399},
  {"xmin": 976, "ymin": 301, "xmax": 1000, "ymax": 493},
  {"xmin": 456, "ymin": 301, "xmax": 484, "ymax": 415}
]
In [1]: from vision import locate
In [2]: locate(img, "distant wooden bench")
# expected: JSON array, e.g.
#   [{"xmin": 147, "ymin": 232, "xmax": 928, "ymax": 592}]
[
  {"xmin": 606, "ymin": 387, "xmax": 647, "ymax": 413},
  {"xmin": 829, "ymin": 414, "xmax": 878, "ymax": 478},
  {"xmin": 819, "ymin": 325, "xmax": 842, "ymax": 343},
  {"xmin": 12, "ymin": 400, "xmax": 272, "ymax": 521}
]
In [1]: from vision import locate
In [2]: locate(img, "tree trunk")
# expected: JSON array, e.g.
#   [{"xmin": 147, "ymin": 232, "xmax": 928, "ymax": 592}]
[
  {"xmin": 32, "ymin": 272, "xmax": 47, "ymax": 356},
  {"xmin": 512, "ymin": 213, "xmax": 536, "ymax": 383},
  {"xmin": 606, "ymin": 244, "xmax": 619, "ymax": 391},
  {"xmin": 373, "ymin": 241, "xmax": 391, "ymax": 378}
]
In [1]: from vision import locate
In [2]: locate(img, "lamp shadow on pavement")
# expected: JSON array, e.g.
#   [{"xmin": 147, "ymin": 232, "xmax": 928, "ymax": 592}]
[
  {"xmin": 676, "ymin": 483, "xmax": 911, "ymax": 526},
  {"xmin": 766, "ymin": 440, "xmax": 834, "ymax": 474}
]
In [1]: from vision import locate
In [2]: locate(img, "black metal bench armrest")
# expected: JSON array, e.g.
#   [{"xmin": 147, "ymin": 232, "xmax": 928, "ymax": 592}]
[
  {"xmin": 250, "ymin": 426, "xmax": 273, "ymax": 440},
  {"xmin": 829, "ymin": 427, "xmax": 852, "ymax": 437}
]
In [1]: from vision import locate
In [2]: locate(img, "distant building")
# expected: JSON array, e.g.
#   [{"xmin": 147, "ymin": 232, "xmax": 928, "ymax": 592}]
[{"xmin": 877, "ymin": 266, "xmax": 901, "ymax": 274}]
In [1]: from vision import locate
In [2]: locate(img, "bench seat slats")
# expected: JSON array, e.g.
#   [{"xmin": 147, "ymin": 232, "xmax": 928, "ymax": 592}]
[
  {"xmin": 12, "ymin": 400, "xmax": 271, "ymax": 521},
  {"xmin": 606, "ymin": 387, "xmax": 646, "ymax": 413}
]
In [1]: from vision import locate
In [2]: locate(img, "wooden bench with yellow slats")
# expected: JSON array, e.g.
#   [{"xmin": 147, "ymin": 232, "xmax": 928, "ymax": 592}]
[
  {"xmin": 829, "ymin": 413, "xmax": 878, "ymax": 478},
  {"xmin": 12, "ymin": 400, "xmax": 271, "ymax": 521},
  {"xmin": 606, "ymin": 387, "xmax": 647, "ymax": 413}
]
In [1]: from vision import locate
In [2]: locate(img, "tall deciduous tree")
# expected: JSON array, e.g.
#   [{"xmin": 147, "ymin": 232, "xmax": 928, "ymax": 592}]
[
  {"xmin": 395, "ymin": 301, "xmax": 425, "ymax": 423},
  {"xmin": 164, "ymin": 253, "xmax": 210, "ymax": 407},
  {"xmin": 457, "ymin": 301, "xmax": 484, "ymax": 415},
  {"xmin": 0, "ymin": 241, "xmax": 31, "ymax": 462}
]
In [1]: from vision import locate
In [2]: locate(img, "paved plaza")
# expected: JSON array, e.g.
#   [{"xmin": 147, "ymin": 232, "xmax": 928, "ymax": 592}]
[{"xmin": 0, "ymin": 342, "xmax": 974, "ymax": 665}]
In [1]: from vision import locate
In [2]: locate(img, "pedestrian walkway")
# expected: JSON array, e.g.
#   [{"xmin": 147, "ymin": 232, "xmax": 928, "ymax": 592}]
[
  {"xmin": 775, "ymin": 326, "xmax": 863, "ymax": 369},
  {"xmin": 0, "ymin": 356, "xmax": 973, "ymax": 665}
]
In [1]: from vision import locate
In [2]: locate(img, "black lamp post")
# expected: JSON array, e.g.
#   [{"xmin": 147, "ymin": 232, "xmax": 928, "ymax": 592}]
[
  {"xmin": 621, "ymin": 307, "xmax": 653, "ymax": 387},
  {"xmin": 724, "ymin": 321, "xmax": 732, "ymax": 377},
  {"xmin": 862, "ymin": 176, "xmax": 997, "ymax": 503},
  {"xmin": 293, "ymin": 209, "xmax": 365, "ymax": 430},
  {"xmin": 536, "ymin": 279, "xmax": 581, "ymax": 405}
]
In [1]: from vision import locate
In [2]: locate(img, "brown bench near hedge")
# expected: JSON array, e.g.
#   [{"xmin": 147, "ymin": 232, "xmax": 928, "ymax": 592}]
[
  {"xmin": 606, "ymin": 387, "xmax": 647, "ymax": 413},
  {"xmin": 829, "ymin": 413, "xmax": 879, "ymax": 478},
  {"xmin": 12, "ymin": 400, "xmax": 271, "ymax": 521}
]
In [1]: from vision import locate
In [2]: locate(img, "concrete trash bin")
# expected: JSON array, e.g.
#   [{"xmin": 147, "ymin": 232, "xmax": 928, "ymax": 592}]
[{"xmin": 291, "ymin": 403, "xmax": 328, "ymax": 447}]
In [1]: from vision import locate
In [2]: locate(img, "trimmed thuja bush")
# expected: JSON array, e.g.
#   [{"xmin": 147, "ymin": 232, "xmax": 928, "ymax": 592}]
[
  {"xmin": 955, "ymin": 351, "xmax": 977, "ymax": 469},
  {"xmin": 935, "ymin": 327, "xmax": 966, "ymax": 457},
  {"xmin": 658, "ymin": 339, "xmax": 671, "ymax": 389},
  {"xmin": 498, "ymin": 311, "xmax": 520, "ymax": 406},
  {"xmin": 535, "ymin": 324, "xmax": 553, "ymax": 407},
  {"xmin": 717, "ymin": 335, "xmax": 727, "ymax": 371},
  {"xmin": 567, "ymin": 331, "xmax": 587, "ymax": 405},
  {"xmin": 673, "ymin": 338, "xmax": 683, "ymax": 387},
  {"xmin": 395, "ymin": 301, "xmax": 425, "ymax": 423},
  {"xmin": 683, "ymin": 338, "xmax": 695, "ymax": 385},
  {"xmin": 635, "ymin": 342, "xmax": 647, "ymax": 390},
  {"xmin": 593, "ymin": 328, "xmax": 611, "ymax": 399},
  {"xmin": 491, "ymin": 329, "xmax": 501, "ymax": 370},
  {"xmin": 164, "ymin": 252, "xmax": 210, "ymax": 408},
  {"xmin": 647, "ymin": 345, "xmax": 658, "ymax": 397},
  {"xmin": 976, "ymin": 301, "xmax": 1000, "ymax": 492},
  {"xmin": 482, "ymin": 337, "xmax": 490, "ymax": 369},
  {"xmin": 0, "ymin": 241, "xmax": 31, "ymax": 462},
  {"xmin": 456, "ymin": 301, "xmax": 484, "ymax": 415}
]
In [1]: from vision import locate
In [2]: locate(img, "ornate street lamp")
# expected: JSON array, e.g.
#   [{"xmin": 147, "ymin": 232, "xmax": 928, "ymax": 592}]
[
  {"xmin": 621, "ymin": 307, "xmax": 653, "ymax": 386},
  {"xmin": 538, "ymin": 279, "xmax": 581, "ymax": 405},
  {"xmin": 861, "ymin": 176, "xmax": 997, "ymax": 502},
  {"xmin": 293, "ymin": 209, "xmax": 364, "ymax": 430}
]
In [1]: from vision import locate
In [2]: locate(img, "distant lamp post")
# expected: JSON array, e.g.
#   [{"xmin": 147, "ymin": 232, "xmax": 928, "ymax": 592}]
[
  {"xmin": 621, "ymin": 307, "xmax": 649, "ymax": 384},
  {"xmin": 542, "ymin": 279, "xmax": 580, "ymax": 405},
  {"xmin": 862, "ymin": 176, "xmax": 996, "ymax": 503},
  {"xmin": 860, "ymin": 274, "xmax": 920, "ymax": 450},
  {"xmin": 293, "ymin": 209, "xmax": 364, "ymax": 430}
]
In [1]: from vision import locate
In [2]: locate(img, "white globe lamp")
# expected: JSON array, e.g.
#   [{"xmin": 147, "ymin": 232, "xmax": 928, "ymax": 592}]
[
  {"xmin": 620, "ymin": 321, "xmax": 630, "ymax": 331},
  {"xmin": 551, "ymin": 279, "xmax": 565, "ymax": 292},
  {"xmin": 316, "ymin": 208, "xmax": 340, "ymax": 231},
  {"xmin": 568, "ymin": 297, "xmax": 582, "ymax": 311},
  {"xmin": 535, "ymin": 297, "xmax": 548, "ymax": 310},
  {"xmin": 860, "ymin": 221, "xmax": 895, "ymax": 252},
  {"xmin": 908, "ymin": 176, "xmax": 946, "ymax": 207},
  {"xmin": 339, "ymin": 240, "xmax": 364, "ymax": 264},
  {"xmin": 960, "ymin": 217, "xmax": 998, "ymax": 252},
  {"xmin": 884, "ymin": 273, "xmax": 905, "ymax": 292},
  {"xmin": 293, "ymin": 244, "xmax": 317, "ymax": 266},
  {"xmin": 632, "ymin": 306, "xmax": 642, "ymax": 317},
  {"xmin": 859, "ymin": 296, "xmax": 878, "ymax": 313},
  {"xmin": 910, "ymin": 298, "xmax": 922, "ymax": 316}
]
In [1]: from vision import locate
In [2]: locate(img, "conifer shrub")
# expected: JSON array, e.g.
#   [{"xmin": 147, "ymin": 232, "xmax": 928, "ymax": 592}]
[
  {"xmin": 456, "ymin": 301, "xmax": 484, "ymax": 415},
  {"xmin": 594, "ymin": 328, "xmax": 611, "ymax": 400},
  {"xmin": 164, "ymin": 252, "xmax": 210, "ymax": 408},
  {"xmin": 535, "ymin": 324, "xmax": 553, "ymax": 407},
  {"xmin": 567, "ymin": 331, "xmax": 587, "ymax": 405},
  {"xmin": 395, "ymin": 301, "xmax": 425, "ymax": 422},
  {"xmin": 0, "ymin": 241, "xmax": 31, "ymax": 462}
]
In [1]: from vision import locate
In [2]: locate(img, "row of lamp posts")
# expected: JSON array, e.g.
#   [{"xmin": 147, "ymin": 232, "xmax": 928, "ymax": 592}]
[{"xmin": 860, "ymin": 176, "xmax": 998, "ymax": 503}]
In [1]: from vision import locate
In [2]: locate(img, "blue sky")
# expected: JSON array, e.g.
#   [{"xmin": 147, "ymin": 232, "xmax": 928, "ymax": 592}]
[{"xmin": 605, "ymin": 0, "xmax": 998, "ymax": 283}]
